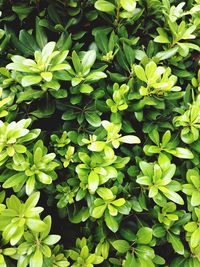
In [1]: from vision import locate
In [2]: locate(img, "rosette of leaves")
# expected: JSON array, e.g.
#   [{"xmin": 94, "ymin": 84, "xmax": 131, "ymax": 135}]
[
  {"xmin": 173, "ymin": 98, "xmax": 200, "ymax": 144},
  {"xmin": 182, "ymin": 168, "xmax": 200, "ymax": 207},
  {"xmin": 112, "ymin": 227, "xmax": 165, "ymax": 266},
  {"xmin": 66, "ymin": 49, "xmax": 107, "ymax": 93},
  {"xmin": 154, "ymin": 2, "xmax": 200, "ymax": 58},
  {"xmin": 134, "ymin": 61, "xmax": 181, "ymax": 97},
  {"xmin": 32, "ymin": 1, "xmax": 84, "ymax": 33},
  {"xmin": 51, "ymin": 132, "xmax": 75, "ymax": 167},
  {"xmin": 50, "ymin": 245, "xmax": 70, "ymax": 267},
  {"xmin": 0, "ymin": 68, "xmax": 17, "ymax": 100},
  {"xmin": 67, "ymin": 237, "xmax": 104, "ymax": 267},
  {"xmin": 56, "ymin": 182, "xmax": 76, "ymax": 208},
  {"xmin": 50, "ymin": 131, "xmax": 71, "ymax": 157},
  {"xmin": 61, "ymin": 145, "xmax": 75, "ymax": 168},
  {"xmin": 171, "ymin": 256, "xmax": 200, "ymax": 267},
  {"xmin": 1, "ymin": 140, "xmax": 59, "ymax": 195},
  {"xmin": 95, "ymin": 0, "xmax": 140, "ymax": 21},
  {"xmin": 91, "ymin": 186, "xmax": 130, "ymax": 232},
  {"xmin": 0, "ymin": 248, "xmax": 16, "ymax": 267},
  {"xmin": 17, "ymin": 216, "xmax": 61, "ymax": 267},
  {"xmin": 166, "ymin": 2, "xmax": 194, "ymax": 23},
  {"xmin": 152, "ymin": 210, "xmax": 190, "ymax": 256},
  {"xmin": 6, "ymin": 41, "xmax": 70, "ymax": 90},
  {"xmin": 136, "ymin": 155, "xmax": 184, "ymax": 206},
  {"xmin": 143, "ymin": 129, "xmax": 194, "ymax": 159},
  {"xmin": 0, "ymin": 119, "xmax": 40, "ymax": 166},
  {"xmin": 76, "ymin": 151, "xmax": 129, "ymax": 194},
  {"xmin": 105, "ymin": 42, "xmax": 136, "ymax": 83},
  {"xmin": 61, "ymin": 102, "xmax": 103, "ymax": 128},
  {"xmin": 46, "ymin": 0, "xmax": 82, "ymax": 18},
  {"xmin": 154, "ymin": 202, "xmax": 179, "ymax": 227},
  {"xmin": 83, "ymin": 120, "xmax": 140, "ymax": 155},
  {"xmin": 106, "ymin": 83, "xmax": 129, "ymax": 113},
  {"xmin": 184, "ymin": 208, "xmax": 200, "ymax": 259},
  {"xmin": 0, "ymin": 88, "xmax": 12, "ymax": 118},
  {"xmin": 0, "ymin": 0, "xmax": 199, "ymax": 265},
  {"xmin": 10, "ymin": 2, "xmax": 35, "ymax": 21},
  {"xmin": 94, "ymin": 31, "xmax": 118, "ymax": 62},
  {"xmin": 0, "ymin": 192, "xmax": 47, "ymax": 245}
]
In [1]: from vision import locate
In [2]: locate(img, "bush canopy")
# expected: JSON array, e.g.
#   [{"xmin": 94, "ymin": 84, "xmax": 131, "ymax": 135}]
[{"xmin": 0, "ymin": 0, "xmax": 200, "ymax": 266}]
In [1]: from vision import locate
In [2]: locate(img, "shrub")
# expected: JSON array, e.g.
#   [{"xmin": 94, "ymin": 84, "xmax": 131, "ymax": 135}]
[{"xmin": 0, "ymin": 0, "xmax": 200, "ymax": 266}]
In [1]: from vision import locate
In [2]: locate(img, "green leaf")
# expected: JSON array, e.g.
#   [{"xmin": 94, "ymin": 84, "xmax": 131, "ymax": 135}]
[
  {"xmin": 136, "ymin": 227, "xmax": 153, "ymax": 244},
  {"xmin": 139, "ymin": 161, "xmax": 154, "ymax": 177},
  {"xmin": 3, "ymin": 173, "xmax": 26, "ymax": 189},
  {"xmin": 149, "ymin": 186, "xmax": 158, "ymax": 198},
  {"xmin": 120, "ymin": 0, "xmax": 136, "ymax": 12},
  {"xmin": 80, "ymin": 84, "xmax": 94, "ymax": 94},
  {"xmin": 159, "ymin": 187, "xmax": 184, "ymax": 205},
  {"xmin": 173, "ymin": 147, "xmax": 194, "ymax": 159},
  {"xmin": 153, "ymin": 225, "xmax": 166, "ymax": 238},
  {"xmin": 36, "ymin": 16, "xmax": 47, "ymax": 49},
  {"xmin": 42, "ymin": 41, "xmax": 56, "ymax": 59},
  {"xmin": 88, "ymin": 171, "xmax": 99, "ymax": 193},
  {"xmin": 12, "ymin": 4, "xmax": 34, "ymax": 21},
  {"xmin": 105, "ymin": 211, "xmax": 119, "ymax": 232},
  {"xmin": 156, "ymin": 47, "xmax": 179, "ymax": 60},
  {"xmin": 43, "ymin": 234, "xmax": 61, "ymax": 245},
  {"xmin": 92, "ymin": 204, "xmax": 107, "ymax": 219},
  {"xmin": 86, "ymin": 71, "xmax": 107, "ymax": 81},
  {"xmin": 21, "ymin": 75, "xmax": 42, "ymax": 87},
  {"xmin": 25, "ymin": 191, "xmax": 40, "ymax": 210},
  {"xmin": 154, "ymin": 28, "xmax": 170, "ymax": 44},
  {"xmin": 38, "ymin": 172, "xmax": 52, "ymax": 184},
  {"xmin": 26, "ymin": 176, "xmax": 35, "ymax": 196},
  {"xmin": 119, "ymin": 135, "xmax": 140, "ymax": 144},
  {"xmin": 112, "ymin": 198, "xmax": 126, "ymax": 207},
  {"xmin": 145, "ymin": 61, "xmax": 157, "ymax": 80},
  {"xmin": 30, "ymin": 249, "xmax": 43, "ymax": 267},
  {"xmin": 136, "ymin": 176, "xmax": 151, "ymax": 186},
  {"xmin": 85, "ymin": 112, "xmax": 101, "ymax": 127},
  {"xmin": 167, "ymin": 232, "xmax": 184, "ymax": 255},
  {"xmin": 95, "ymin": 0, "xmax": 116, "ymax": 12},
  {"xmin": 19, "ymin": 30, "xmax": 38, "ymax": 52},
  {"xmin": 62, "ymin": 110, "xmax": 77, "ymax": 121},
  {"xmin": 191, "ymin": 191, "xmax": 200, "ymax": 206},
  {"xmin": 72, "ymin": 51, "xmax": 82, "ymax": 73},
  {"xmin": 134, "ymin": 65, "xmax": 147, "ymax": 82},
  {"xmin": 97, "ymin": 187, "xmax": 114, "ymax": 200},
  {"xmin": 17, "ymin": 88, "xmax": 44, "ymax": 103},
  {"xmin": 112, "ymin": 240, "xmax": 130, "ymax": 253},
  {"xmin": 124, "ymin": 253, "xmax": 137, "ymax": 266},
  {"xmin": 149, "ymin": 129, "xmax": 159, "ymax": 145},
  {"xmin": 162, "ymin": 130, "xmax": 171, "ymax": 146},
  {"xmin": 191, "ymin": 228, "xmax": 200, "ymax": 248},
  {"xmin": 184, "ymin": 222, "xmax": 198, "ymax": 233},
  {"xmin": 88, "ymin": 141, "xmax": 105, "ymax": 152},
  {"xmin": 41, "ymin": 72, "xmax": 53, "ymax": 82},
  {"xmin": 26, "ymin": 219, "xmax": 47, "ymax": 232},
  {"xmin": 154, "ymin": 35, "xmax": 170, "ymax": 44},
  {"xmin": 82, "ymin": 50, "xmax": 96, "ymax": 72},
  {"xmin": 95, "ymin": 31, "xmax": 108, "ymax": 54}
]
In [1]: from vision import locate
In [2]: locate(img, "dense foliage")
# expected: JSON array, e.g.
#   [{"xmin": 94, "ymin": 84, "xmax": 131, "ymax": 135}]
[{"xmin": 0, "ymin": 0, "xmax": 200, "ymax": 266}]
